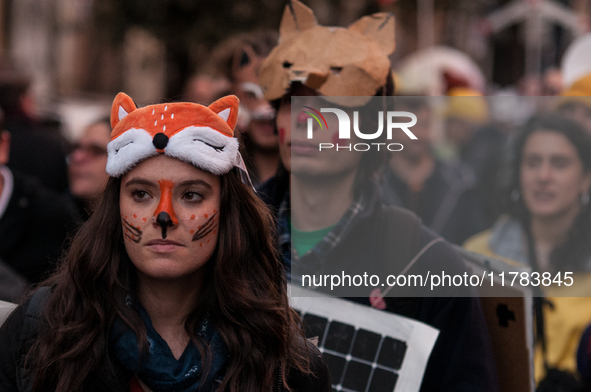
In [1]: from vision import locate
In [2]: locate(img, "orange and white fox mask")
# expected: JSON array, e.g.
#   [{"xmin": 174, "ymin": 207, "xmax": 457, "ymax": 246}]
[{"xmin": 106, "ymin": 93, "xmax": 241, "ymax": 177}]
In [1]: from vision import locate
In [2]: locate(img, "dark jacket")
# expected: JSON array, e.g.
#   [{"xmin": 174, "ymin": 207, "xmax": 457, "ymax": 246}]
[
  {"xmin": 6, "ymin": 115, "xmax": 70, "ymax": 194},
  {"xmin": 258, "ymin": 174, "xmax": 499, "ymax": 392},
  {"xmin": 0, "ymin": 288, "xmax": 331, "ymax": 392},
  {"xmin": 383, "ymin": 160, "xmax": 488, "ymax": 245},
  {"xmin": 460, "ymin": 125, "xmax": 507, "ymax": 223},
  {"xmin": 0, "ymin": 171, "xmax": 78, "ymax": 284}
]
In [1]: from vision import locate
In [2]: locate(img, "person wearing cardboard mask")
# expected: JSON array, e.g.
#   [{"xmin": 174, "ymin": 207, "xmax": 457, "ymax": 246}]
[{"xmin": 257, "ymin": 1, "xmax": 498, "ymax": 391}]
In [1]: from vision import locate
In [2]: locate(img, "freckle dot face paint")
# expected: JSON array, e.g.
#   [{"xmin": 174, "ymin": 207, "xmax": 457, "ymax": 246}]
[
  {"xmin": 122, "ymin": 216, "xmax": 142, "ymax": 243},
  {"xmin": 191, "ymin": 211, "xmax": 218, "ymax": 242}
]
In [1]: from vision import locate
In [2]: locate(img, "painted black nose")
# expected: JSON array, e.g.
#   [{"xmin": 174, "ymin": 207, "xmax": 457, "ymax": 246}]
[
  {"xmin": 156, "ymin": 211, "xmax": 174, "ymax": 239},
  {"xmin": 153, "ymin": 133, "xmax": 169, "ymax": 150}
]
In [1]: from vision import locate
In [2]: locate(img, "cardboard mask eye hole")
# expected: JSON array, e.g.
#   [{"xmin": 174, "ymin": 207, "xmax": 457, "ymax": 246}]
[
  {"xmin": 283, "ymin": 61, "xmax": 293, "ymax": 69},
  {"xmin": 330, "ymin": 67, "xmax": 343, "ymax": 75},
  {"xmin": 240, "ymin": 51, "xmax": 250, "ymax": 67}
]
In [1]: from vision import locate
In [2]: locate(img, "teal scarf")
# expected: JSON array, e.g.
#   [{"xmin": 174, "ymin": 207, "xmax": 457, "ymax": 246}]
[{"xmin": 110, "ymin": 302, "xmax": 228, "ymax": 392}]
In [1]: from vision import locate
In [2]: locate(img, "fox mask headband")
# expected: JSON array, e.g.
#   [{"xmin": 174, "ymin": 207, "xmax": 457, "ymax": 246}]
[
  {"xmin": 106, "ymin": 93, "xmax": 246, "ymax": 178},
  {"xmin": 258, "ymin": 0, "xmax": 396, "ymax": 107}
]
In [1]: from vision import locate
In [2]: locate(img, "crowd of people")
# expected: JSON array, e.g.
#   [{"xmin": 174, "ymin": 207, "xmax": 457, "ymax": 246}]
[{"xmin": 2, "ymin": 0, "xmax": 591, "ymax": 390}]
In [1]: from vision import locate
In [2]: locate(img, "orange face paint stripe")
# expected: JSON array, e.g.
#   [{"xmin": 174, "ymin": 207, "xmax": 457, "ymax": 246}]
[{"xmin": 153, "ymin": 179, "xmax": 179, "ymax": 225}]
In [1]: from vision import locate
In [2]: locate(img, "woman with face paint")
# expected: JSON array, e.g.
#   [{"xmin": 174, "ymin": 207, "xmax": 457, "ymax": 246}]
[{"xmin": 0, "ymin": 93, "xmax": 330, "ymax": 392}]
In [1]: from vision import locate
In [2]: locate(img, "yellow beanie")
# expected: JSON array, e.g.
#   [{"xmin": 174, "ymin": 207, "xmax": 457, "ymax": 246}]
[
  {"xmin": 558, "ymin": 74, "xmax": 591, "ymax": 109},
  {"xmin": 444, "ymin": 88, "xmax": 489, "ymax": 124}
]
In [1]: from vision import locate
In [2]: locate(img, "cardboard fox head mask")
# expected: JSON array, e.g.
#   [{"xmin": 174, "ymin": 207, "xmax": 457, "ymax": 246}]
[
  {"xmin": 258, "ymin": 0, "xmax": 395, "ymax": 106},
  {"xmin": 106, "ymin": 93, "xmax": 241, "ymax": 177}
]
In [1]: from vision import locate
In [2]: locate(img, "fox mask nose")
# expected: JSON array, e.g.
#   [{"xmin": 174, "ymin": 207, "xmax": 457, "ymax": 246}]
[
  {"xmin": 156, "ymin": 211, "xmax": 174, "ymax": 239},
  {"xmin": 153, "ymin": 133, "xmax": 169, "ymax": 150}
]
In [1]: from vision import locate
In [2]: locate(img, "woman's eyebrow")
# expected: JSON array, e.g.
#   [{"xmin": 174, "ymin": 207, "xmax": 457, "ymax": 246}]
[
  {"xmin": 178, "ymin": 179, "xmax": 212, "ymax": 189},
  {"xmin": 124, "ymin": 178, "xmax": 156, "ymax": 188}
]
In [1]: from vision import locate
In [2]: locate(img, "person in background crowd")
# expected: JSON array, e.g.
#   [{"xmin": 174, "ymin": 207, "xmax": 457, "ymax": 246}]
[
  {"xmin": 183, "ymin": 73, "xmax": 230, "ymax": 106},
  {"xmin": 556, "ymin": 74, "xmax": 591, "ymax": 133},
  {"xmin": 442, "ymin": 89, "xmax": 507, "ymax": 224},
  {"xmin": 542, "ymin": 67, "xmax": 563, "ymax": 97},
  {"xmin": 557, "ymin": 33, "xmax": 591, "ymax": 133},
  {"xmin": 577, "ymin": 322, "xmax": 591, "ymax": 386},
  {"xmin": 464, "ymin": 114, "xmax": 591, "ymax": 387},
  {"xmin": 0, "ymin": 110, "xmax": 76, "ymax": 285},
  {"xmin": 0, "ymin": 258, "xmax": 27, "ymax": 303},
  {"xmin": 0, "ymin": 58, "xmax": 69, "ymax": 194},
  {"xmin": 198, "ymin": 31, "xmax": 279, "ymax": 186},
  {"xmin": 257, "ymin": 1, "xmax": 498, "ymax": 390},
  {"xmin": 0, "ymin": 92, "xmax": 330, "ymax": 391},
  {"xmin": 67, "ymin": 117, "xmax": 111, "ymax": 220},
  {"xmin": 383, "ymin": 97, "xmax": 488, "ymax": 245}
]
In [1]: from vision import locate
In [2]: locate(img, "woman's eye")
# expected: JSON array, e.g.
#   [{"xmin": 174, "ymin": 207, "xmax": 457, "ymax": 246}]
[
  {"xmin": 183, "ymin": 192, "xmax": 203, "ymax": 202},
  {"xmin": 524, "ymin": 157, "xmax": 541, "ymax": 168},
  {"xmin": 132, "ymin": 190, "xmax": 150, "ymax": 201},
  {"xmin": 552, "ymin": 157, "xmax": 571, "ymax": 169}
]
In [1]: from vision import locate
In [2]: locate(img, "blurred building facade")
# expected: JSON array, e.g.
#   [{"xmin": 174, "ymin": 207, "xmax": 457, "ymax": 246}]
[{"xmin": 0, "ymin": 0, "xmax": 588, "ymax": 108}]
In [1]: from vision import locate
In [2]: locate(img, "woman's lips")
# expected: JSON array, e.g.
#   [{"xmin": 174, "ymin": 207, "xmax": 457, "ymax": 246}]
[
  {"xmin": 291, "ymin": 140, "xmax": 318, "ymax": 156},
  {"xmin": 532, "ymin": 190, "xmax": 555, "ymax": 202},
  {"xmin": 146, "ymin": 239, "xmax": 183, "ymax": 252}
]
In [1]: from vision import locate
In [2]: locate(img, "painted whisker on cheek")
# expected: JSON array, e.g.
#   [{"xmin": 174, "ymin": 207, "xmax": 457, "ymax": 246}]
[
  {"xmin": 123, "ymin": 218, "xmax": 142, "ymax": 243},
  {"xmin": 192, "ymin": 212, "xmax": 218, "ymax": 241}
]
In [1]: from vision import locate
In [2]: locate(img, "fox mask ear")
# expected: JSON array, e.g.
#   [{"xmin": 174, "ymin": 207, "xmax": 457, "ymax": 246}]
[
  {"xmin": 348, "ymin": 13, "xmax": 396, "ymax": 56},
  {"xmin": 111, "ymin": 92, "xmax": 138, "ymax": 130},
  {"xmin": 279, "ymin": 0, "xmax": 317, "ymax": 43},
  {"xmin": 208, "ymin": 95, "xmax": 240, "ymax": 131}
]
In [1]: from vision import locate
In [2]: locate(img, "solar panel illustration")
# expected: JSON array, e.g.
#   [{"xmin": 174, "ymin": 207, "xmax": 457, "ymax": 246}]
[
  {"xmin": 289, "ymin": 285, "xmax": 439, "ymax": 392},
  {"xmin": 299, "ymin": 311, "xmax": 406, "ymax": 392}
]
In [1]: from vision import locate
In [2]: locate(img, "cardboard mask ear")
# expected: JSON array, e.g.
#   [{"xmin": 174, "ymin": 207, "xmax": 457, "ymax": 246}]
[
  {"xmin": 279, "ymin": 0, "xmax": 317, "ymax": 43},
  {"xmin": 348, "ymin": 13, "xmax": 396, "ymax": 56},
  {"xmin": 111, "ymin": 92, "xmax": 138, "ymax": 129},
  {"xmin": 208, "ymin": 95, "xmax": 240, "ymax": 131}
]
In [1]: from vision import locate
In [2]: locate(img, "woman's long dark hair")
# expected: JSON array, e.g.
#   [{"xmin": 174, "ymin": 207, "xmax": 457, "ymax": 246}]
[
  {"xmin": 504, "ymin": 113, "xmax": 591, "ymax": 272},
  {"xmin": 25, "ymin": 169, "xmax": 310, "ymax": 391}
]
